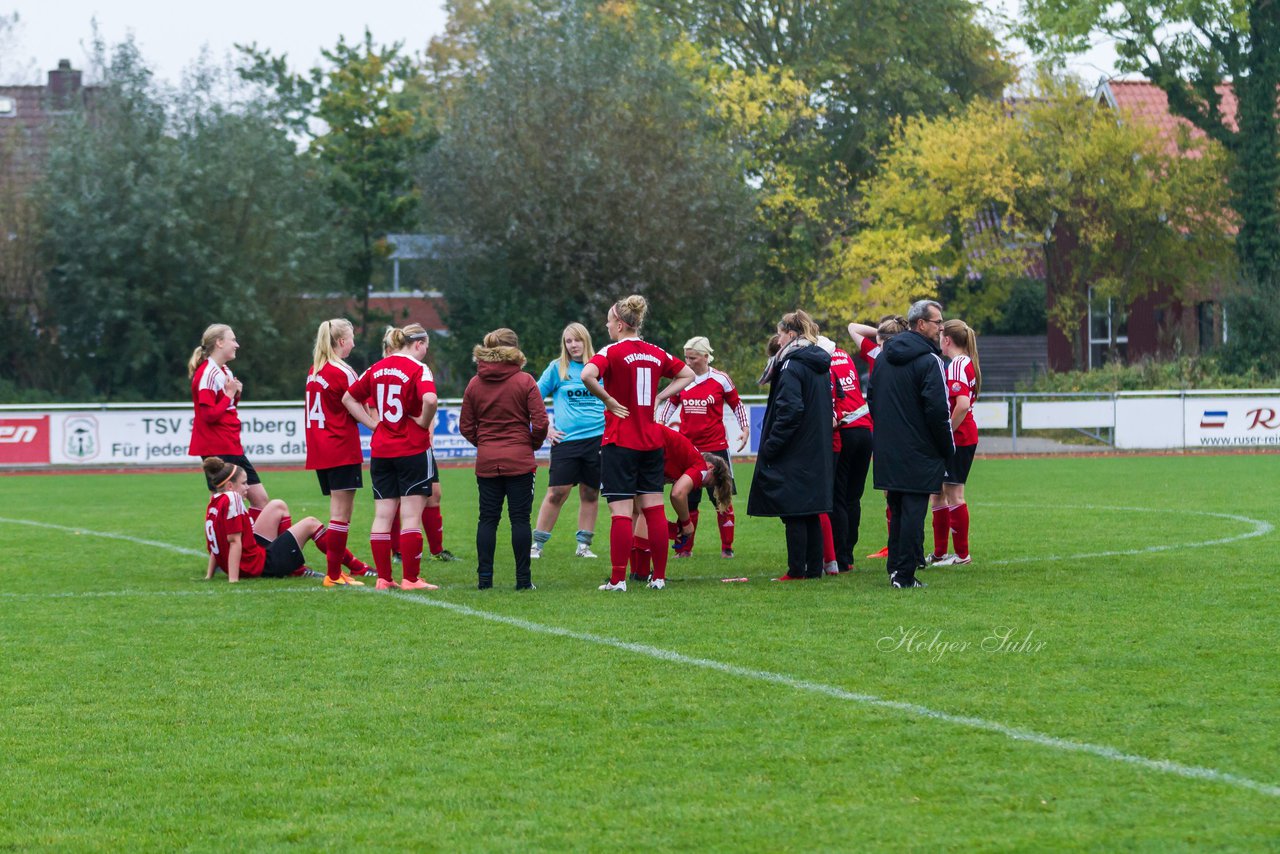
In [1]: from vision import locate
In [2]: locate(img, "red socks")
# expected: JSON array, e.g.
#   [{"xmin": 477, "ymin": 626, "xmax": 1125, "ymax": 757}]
[
  {"xmin": 630, "ymin": 536, "xmax": 651, "ymax": 580},
  {"xmin": 422, "ymin": 505, "xmax": 444, "ymax": 555},
  {"xmin": 819, "ymin": 513, "xmax": 836, "ymax": 563},
  {"xmin": 931, "ymin": 505, "xmax": 952, "ymax": 557},
  {"xmin": 951, "ymin": 503, "xmax": 970, "ymax": 558},
  {"xmin": 389, "ymin": 513, "xmax": 402, "ymax": 556},
  {"xmin": 319, "ymin": 521, "xmax": 349, "ymax": 582},
  {"xmin": 277, "ymin": 514, "xmax": 292, "ymax": 539},
  {"xmin": 717, "ymin": 509, "xmax": 734, "ymax": 549},
  {"xmin": 401, "ymin": 527, "xmax": 424, "ymax": 582},
  {"xmin": 643, "ymin": 505, "xmax": 669, "ymax": 581},
  {"xmin": 609, "ymin": 516, "xmax": 633, "ymax": 584},
  {"xmin": 370, "ymin": 532, "xmax": 393, "ymax": 582}
]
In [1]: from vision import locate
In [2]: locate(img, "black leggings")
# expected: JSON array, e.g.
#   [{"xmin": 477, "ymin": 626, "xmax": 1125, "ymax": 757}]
[
  {"xmin": 476, "ymin": 472, "xmax": 535, "ymax": 588},
  {"xmin": 782, "ymin": 514, "xmax": 823, "ymax": 578},
  {"xmin": 831, "ymin": 426, "xmax": 873, "ymax": 570}
]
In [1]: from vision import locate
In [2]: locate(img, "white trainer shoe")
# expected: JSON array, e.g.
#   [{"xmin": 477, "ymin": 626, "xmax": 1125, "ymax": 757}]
[
  {"xmin": 925, "ymin": 552, "xmax": 953, "ymax": 566},
  {"xmin": 598, "ymin": 580, "xmax": 627, "ymax": 591},
  {"xmin": 932, "ymin": 554, "xmax": 971, "ymax": 567},
  {"xmin": 647, "ymin": 577, "xmax": 666, "ymax": 590},
  {"xmin": 822, "ymin": 560, "xmax": 840, "ymax": 576},
  {"xmin": 530, "ymin": 543, "xmax": 542, "ymax": 560},
  {"xmin": 575, "ymin": 543, "xmax": 598, "ymax": 559}
]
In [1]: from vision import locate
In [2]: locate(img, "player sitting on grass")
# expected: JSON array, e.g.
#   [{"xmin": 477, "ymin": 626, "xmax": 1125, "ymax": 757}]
[{"xmin": 202, "ymin": 457, "xmax": 359, "ymax": 585}]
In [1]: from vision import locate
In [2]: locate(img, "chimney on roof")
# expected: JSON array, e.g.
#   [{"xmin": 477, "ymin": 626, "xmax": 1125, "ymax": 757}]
[{"xmin": 47, "ymin": 59, "xmax": 82, "ymax": 110}]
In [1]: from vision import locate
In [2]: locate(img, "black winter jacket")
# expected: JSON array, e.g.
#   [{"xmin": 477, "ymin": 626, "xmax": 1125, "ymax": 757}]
[
  {"xmin": 748, "ymin": 343, "xmax": 834, "ymax": 517},
  {"xmin": 870, "ymin": 330, "xmax": 953, "ymax": 494}
]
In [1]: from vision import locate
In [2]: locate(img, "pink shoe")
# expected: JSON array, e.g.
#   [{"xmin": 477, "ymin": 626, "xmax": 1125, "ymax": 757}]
[
  {"xmin": 375, "ymin": 578, "xmax": 399, "ymax": 591},
  {"xmin": 400, "ymin": 577, "xmax": 440, "ymax": 591}
]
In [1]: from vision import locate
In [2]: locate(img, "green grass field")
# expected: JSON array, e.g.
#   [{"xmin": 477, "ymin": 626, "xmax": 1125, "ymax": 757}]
[{"xmin": 1, "ymin": 455, "xmax": 1278, "ymax": 850}]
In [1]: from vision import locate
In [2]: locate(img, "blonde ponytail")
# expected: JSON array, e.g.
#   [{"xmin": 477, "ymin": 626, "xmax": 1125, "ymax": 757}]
[
  {"xmin": 312, "ymin": 319, "xmax": 355, "ymax": 373},
  {"xmin": 188, "ymin": 324, "xmax": 232, "ymax": 377}
]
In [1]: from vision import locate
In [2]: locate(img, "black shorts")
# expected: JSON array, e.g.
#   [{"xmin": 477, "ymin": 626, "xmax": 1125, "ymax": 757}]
[
  {"xmin": 427, "ymin": 449, "xmax": 440, "ymax": 485},
  {"xmin": 203, "ymin": 454, "xmax": 261, "ymax": 490},
  {"xmin": 944, "ymin": 444, "xmax": 977, "ymax": 485},
  {"xmin": 687, "ymin": 448, "xmax": 735, "ymax": 513},
  {"xmin": 255, "ymin": 531, "xmax": 306, "ymax": 578},
  {"xmin": 548, "ymin": 436, "xmax": 602, "ymax": 488},
  {"xmin": 600, "ymin": 445, "xmax": 664, "ymax": 501},
  {"xmin": 316, "ymin": 463, "xmax": 363, "ymax": 495},
  {"xmin": 371, "ymin": 452, "xmax": 434, "ymax": 500}
]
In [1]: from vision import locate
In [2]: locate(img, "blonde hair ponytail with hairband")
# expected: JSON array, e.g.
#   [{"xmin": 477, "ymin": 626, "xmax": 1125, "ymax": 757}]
[{"xmin": 683, "ymin": 336, "xmax": 714, "ymax": 363}]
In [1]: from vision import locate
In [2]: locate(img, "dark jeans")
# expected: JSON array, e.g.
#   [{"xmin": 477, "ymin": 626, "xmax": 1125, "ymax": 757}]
[
  {"xmin": 831, "ymin": 426, "xmax": 873, "ymax": 571},
  {"xmin": 885, "ymin": 491, "xmax": 929, "ymax": 584},
  {"xmin": 782, "ymin": 514, "xmax": 823, "ymax": 578},
  {"xmin": 476, "ymin": 472, "xmax": 536, "ymax": 588}
]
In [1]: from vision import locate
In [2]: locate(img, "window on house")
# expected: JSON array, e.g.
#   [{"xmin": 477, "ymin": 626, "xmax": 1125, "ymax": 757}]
[
  {"xmin": 0, "ymin": 96, "xmax": 16, "ymax": 117},
  {"xmin": 1087, "ymin": 286, "xmax": 1128, "ymax": 369}
]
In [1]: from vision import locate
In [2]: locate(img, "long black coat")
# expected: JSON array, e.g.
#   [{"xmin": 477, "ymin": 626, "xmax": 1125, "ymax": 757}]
[
  {"xmin": 870, "ymin": 330, "xmax": 953, "ymax": 494},
  {"xmin": 748, "ymin": 343, "xmax": 834, "ymax": 517}
]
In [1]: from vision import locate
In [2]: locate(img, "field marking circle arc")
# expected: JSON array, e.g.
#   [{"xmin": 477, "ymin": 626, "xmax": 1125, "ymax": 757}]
[
  {"xmin": 2, "ymin": 514, "xmax": 1279, "ymax": 799},
  {"xmin": 971, "ymin": 503, "xmax": 1274, "ymax": 566}
]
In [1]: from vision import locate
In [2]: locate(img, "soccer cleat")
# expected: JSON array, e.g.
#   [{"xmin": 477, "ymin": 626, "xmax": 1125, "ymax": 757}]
[
  {"xmin": 823, "ymin": 560, "xmax": 840, "ymax": 576},
  {"xmin": 867, "ymin": 546, "xmax": 889, "ymax": 559},
  {"xmin": 598, "ymin": 580, "xmax": 627, "ymax": 591},
  {"xmin": 349, "ymin": 561, "xmax": 376, "ymax": 577},
  {"xmin": 431, "ymin": 550, "xmax": 461, "ymax": 562},
  {"xmin": 932, "ymin": 554, "xmax": 972, "ymax": 567},
  {"xmin": 891, "ymin": 572, "xmax": 926, "ymax": 588},
  {"xmin": 925, "ymin": 552, "xmax": 953, "ymax": 566},
  {"xmin": 375, "ymin": 578, "xmax": 399, "ymax": 591},
  {"xmin": 575, "ymin": 543, "xmax": 598, "ymax": 559},
  {"xmin": 530, "ymin": 543, "xmax": 542, "ymax": 560},
  {"xmin": 771, "ymin": 574, "xmax": 806, "ymax": 582},
  {"xmin": 400, "ymin": 578, "xmax": 440, "ymax": 591},
  {"xmin": 323, "ymin": 575, "xmax": 353, "ymax": 588},
  {"xmin": 721, "ymin": 548, "xmax": 735, "ymax": 559},
  {"xmin": 516, "ymin": 584, "xmax": 537, "ymax": 591},
  {"xmin": 300, "ymin": 568, "xmax": 324, "ymax": 579},
  {"xmin": 647, "ymin": 577, "xmax": 666, "ymax": 590}
]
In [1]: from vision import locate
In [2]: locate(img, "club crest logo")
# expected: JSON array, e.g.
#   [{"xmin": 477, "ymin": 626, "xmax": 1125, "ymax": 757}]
[{"xmin": 63, "ymin": 416, "xmax": 100, "ymax": 461}]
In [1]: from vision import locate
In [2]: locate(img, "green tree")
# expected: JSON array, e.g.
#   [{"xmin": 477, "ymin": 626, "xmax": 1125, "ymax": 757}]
[
  {"xmin": 38, "ymin": 40, "xmax": 344, "ymax": 400},
  {"xmin": 819, "ymin": 77, "xmax": 1235, "ymax": 367},
  {"xmin": 423, "ymin": 0, "xmax": 754, "ymax": 385},
  {"xmin": 238, "ymin": 31, "xmax": 437, "ymax": 362},
  {"xmin": 1019, "ymin": 0, "xmax": 1280, "ymax": 368}
]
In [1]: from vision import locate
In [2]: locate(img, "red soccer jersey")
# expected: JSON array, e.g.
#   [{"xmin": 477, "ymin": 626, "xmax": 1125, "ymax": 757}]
[
  {"xmin": 947, "ymin": 354, "xmax": 978, "ymax": 446},
  {"xmin": 658, "ymin": 368, "xmax": 747, "ymax": 452},
  {"xmin": 305, "ymin": 361, "xmax": 363, "ymax": 470},
  {"xmin": 831, "ymin": 348, "xmax": 871, "ymax": 430},
  {"xmin": 660, "ymin": 425, "xmax": 710, "ymax": 485},
  {"xmin": 205, "ymin": 491, "xmax": 265, "ymax": 577},
  {"xmin": 188, "ymin": 360, "xmax": 243, "ymax": 457},
  {"xmin": 348, "ymin": 354, "xmax": 436, "ymax": 458},
  {"xmin": 589, "ymin": 340, "xmax": 686, "ymax": 450},
  {"xmin": 858, "ymin": 336, "xmax": 881, "ymax": 370}
]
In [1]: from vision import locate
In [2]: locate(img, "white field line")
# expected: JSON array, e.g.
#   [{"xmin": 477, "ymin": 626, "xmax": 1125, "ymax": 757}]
[
  {"xmin": 2, "ymin": 513, "xmax": 1278, "ymax": 798},
  {"xmin": 972, "ymin": 504, "xmax": 1274, "ymax": 566},
  {"xmin": 0, "ymin": 517, "xmax": 206, "ymax": 557}
]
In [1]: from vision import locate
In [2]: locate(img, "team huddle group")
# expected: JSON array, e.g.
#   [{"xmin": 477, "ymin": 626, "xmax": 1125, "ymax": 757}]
[{"xmin": 189, "ymin": 293, "xmax": 980, "ymax": 591}]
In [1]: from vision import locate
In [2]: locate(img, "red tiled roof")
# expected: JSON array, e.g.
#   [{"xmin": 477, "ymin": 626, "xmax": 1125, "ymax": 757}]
[{"xmin": 1097, "ymin": 79, "xmax": 1238, "ymax": 155}]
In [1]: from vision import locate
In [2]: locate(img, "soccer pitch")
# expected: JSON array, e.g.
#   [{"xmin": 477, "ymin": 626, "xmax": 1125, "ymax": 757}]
[{"xmin": 1, "ymin": 455, "xmax": 1277, "ymax": 850}]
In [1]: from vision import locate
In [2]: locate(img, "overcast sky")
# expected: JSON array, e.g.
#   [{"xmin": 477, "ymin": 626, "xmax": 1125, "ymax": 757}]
[{"xmin": 2, "ymin": 0, "xmax": 1119, "ymax": 87}]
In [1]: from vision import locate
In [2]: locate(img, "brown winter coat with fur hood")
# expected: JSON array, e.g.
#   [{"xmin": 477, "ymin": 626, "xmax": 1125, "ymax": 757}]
[{"xmin": 459, "ymin": 345, "xmax": 549, "ymax": 477}]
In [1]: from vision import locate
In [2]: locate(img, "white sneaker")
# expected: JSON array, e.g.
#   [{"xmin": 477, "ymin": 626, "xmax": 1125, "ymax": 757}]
[
  {"xmin": 823, "ymin": 560, "xmax": 840, "ymax": 576},
  {"xmin": 598, "ymin": 580, "xmax": 627, "ymax": 591},
  {"xmin": 925, "ymin": 552, "xmax": 953, "ymax": 566},
  {"xmin": 932, "ymin": 554, "xmax": 971, "ymax": 567},
  {"xmin": 530, "ymin": 543, "xmax": 542, "ymax": 560},
  {"xmin": 575, "ymin": 543, "xmax": 598, "ymax": 559},
  {"xmin": 647, "ymin": 577, "xmax": 666, "ymax": 590}
]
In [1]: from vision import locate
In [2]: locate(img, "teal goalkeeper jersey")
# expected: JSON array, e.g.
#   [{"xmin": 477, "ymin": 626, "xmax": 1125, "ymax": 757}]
[{"xmin": 537, "ymin": 359, "xmax": 606, "ymax": 442}]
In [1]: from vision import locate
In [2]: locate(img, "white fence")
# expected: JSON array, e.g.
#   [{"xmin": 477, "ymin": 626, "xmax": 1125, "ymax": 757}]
[{"xmin": 2, "ymin": 390, "xmax": 1277, "ymax": 466}]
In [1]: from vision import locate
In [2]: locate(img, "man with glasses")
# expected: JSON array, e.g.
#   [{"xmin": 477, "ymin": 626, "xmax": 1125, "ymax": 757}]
[{"xmin": 868, "ymin": 299, "xmax": 954, "ymax": 588}]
